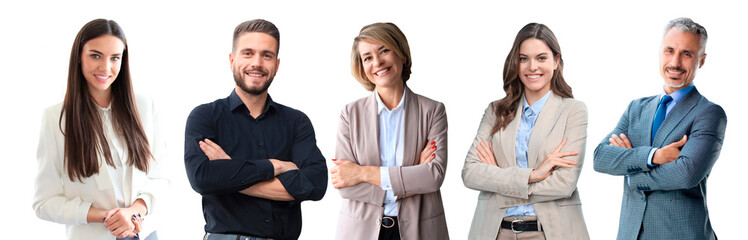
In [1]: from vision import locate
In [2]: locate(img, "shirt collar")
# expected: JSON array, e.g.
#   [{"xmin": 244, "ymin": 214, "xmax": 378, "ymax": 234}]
[
  {"xmin": 375, "ymin": 87, "xmax": 406, "ymax": 114},
  {"xmin": 228, "ymin": 89, "xmax": 277, "ymax": 114},
  {"xmin": 523, "ymin": 90, "xmax": 552, "ymax": 116},
  {"xmin": 660, "ymin": 84, "xmax": 695, "ymax": 105}
]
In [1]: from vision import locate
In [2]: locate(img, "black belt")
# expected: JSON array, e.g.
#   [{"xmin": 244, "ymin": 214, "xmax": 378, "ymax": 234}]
[
  {"xmin": 500, "ymin": 219, "xmax": 539, "ymax": 233},
  {"xmin": 382, "ymin": 216, "xmax": 398, "ymax": 228}
]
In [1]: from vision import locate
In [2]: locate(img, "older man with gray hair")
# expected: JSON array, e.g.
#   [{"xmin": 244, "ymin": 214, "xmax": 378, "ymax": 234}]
[{"xmin": 593, "ymin": 17, "xmax": 726, "ymax": 240}]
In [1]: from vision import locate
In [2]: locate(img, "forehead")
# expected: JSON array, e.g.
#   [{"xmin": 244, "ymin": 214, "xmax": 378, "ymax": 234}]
[
  {"xmin": 519, "ymin": 38, "xmax": 552, "ymax": 54},
  {"xmin": 662, "ymin": 28, "xmax": 702, "ymax": 51},
  {"xmin": 83, "ymin": 35, "xmax": 125, "ymax": 53},
  {"xmin": 235, "ymin": 32, "xmax": 278, "ymax": 53}
]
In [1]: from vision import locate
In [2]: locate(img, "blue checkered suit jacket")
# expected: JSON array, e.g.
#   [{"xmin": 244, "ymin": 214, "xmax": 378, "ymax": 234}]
[{"xmin": 593, "ymin": 88, "xmax": 726, "ymax": 240}]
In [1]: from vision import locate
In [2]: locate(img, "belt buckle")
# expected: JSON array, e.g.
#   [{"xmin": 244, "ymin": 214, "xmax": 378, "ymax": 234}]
[
  {"xmin": 511, "ymin": 219, "xmax": 524, "ymax": 233},
  {"xmin": 382, "ymin": 216, "xmax": 395, "ymax": 228}
]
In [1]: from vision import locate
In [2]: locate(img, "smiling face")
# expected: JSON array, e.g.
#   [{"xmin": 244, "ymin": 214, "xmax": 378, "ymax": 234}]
[
  {"xmin": 659, "ymin": 28, "xmax": 705, "ymax": 94},
  {"xmin": 80, "ymin": 35, "xmax": 125, "ymax": 98},
  {"xmin": 518, "ymin": 38, "xmax": 559, "ymax": 98},
  {"xmin": 357, "ymin": 40, "xmax": 404, "ymax": 90},
  {"xmin": 230, "ymin": 32, "xmax": 279, "ymax": 96}
]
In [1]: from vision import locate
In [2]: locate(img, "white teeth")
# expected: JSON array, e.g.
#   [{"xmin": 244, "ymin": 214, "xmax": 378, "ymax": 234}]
[
  {"xmin": 526, "ymin": 75, "xmax": 541, "ymax": 79},
  {"xmin": 667, "ymin": 70, "xmax": 683, "ymax": 74},
  {"xmin": 375, "ymin": 69, "xmax": 388, "ymax": 76},
  {"xmin": 247, "ymin": 73, "xmax": 263, "ymax": 77},
  {"xmin": 95, "ymin": 75, "xmax": 109, "ymax": 80}
]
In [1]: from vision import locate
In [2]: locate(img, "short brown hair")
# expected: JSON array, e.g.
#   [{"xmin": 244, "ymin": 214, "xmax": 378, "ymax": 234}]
[
  {"xmin": 351, "ymin": 22, "xmax": 412, "ymax": 91},
  {"xmin": 233, "ymin": 19, "xmax": 280, "ymax": 54}
]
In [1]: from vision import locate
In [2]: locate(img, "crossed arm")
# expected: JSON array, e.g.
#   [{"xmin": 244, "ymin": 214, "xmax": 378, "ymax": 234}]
[
  {"xmin": 594, "ymin": 103, "xmax": 727, "ymax": 191},
  {"xmin": 331, "ymin": 103, "xmax": 448, "ymax": 204},
  {"xmin": 184, "ymin": 106, "xmax": 327, "ymax": 202}
]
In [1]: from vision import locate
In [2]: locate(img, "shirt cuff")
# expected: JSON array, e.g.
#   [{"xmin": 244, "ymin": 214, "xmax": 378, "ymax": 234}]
[
  {"xmin": 79, "ymin": 200, "xmax": 93, "ymax": 224},
  {"xmin": 647, "ymin": 147, "xmax": 659, "ymax": 167},
  {"xmin": 135, "ymin": 193, "xmax": 154, "ymax": 215},
  {"xmin": 380, "ymin": 167, "xmax": 392, "ymax": 191}
]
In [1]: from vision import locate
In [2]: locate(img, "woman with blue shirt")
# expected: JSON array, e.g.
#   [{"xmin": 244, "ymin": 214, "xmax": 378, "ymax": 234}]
[{"xmin": 462, "ymin": 23, "xmax": 590, "ymax": 240}]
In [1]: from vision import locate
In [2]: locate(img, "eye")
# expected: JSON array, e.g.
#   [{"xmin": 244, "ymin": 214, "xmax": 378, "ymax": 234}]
[
  {"xmin": 263, "ymin": 53, "xmax": 273, "ymax": 59},
  {"xmin": 381, "ymin": 49, "xmax": 390, "ymax": 54},
  {"xmin": 538, "ymin": 56, "xmax": 547, "ymax": 61},
  {"xmin": 519, "ymin": 57, "xmax": 527, "ymax": 62},
  {"xmin": 683, "ymin": 52, "xmax": 692, "ymax": 57},
  {"xmin": 243, "ymin": 51, "xmax": 251, "ymax": 56},
  {"xmin": 90, "ymin": 54, "xmax": 101, "ymax": 59},
  {"xmin": 111, "ymin": 56, "xmax": 120, "ymax": 61},
  {"xmin": 363, "ymin": 56, "xmax": 371, "ymax": 62}
]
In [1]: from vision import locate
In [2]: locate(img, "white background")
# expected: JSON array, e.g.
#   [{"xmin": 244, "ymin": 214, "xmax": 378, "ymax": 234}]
[{"xmin": 2, "ymin": 0, "xmax": 745, "ymax": 239}]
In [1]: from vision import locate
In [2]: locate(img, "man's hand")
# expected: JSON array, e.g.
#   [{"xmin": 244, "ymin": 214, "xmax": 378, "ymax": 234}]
[
  {"xmin": 330, "ymin": 159, "xmax": 378, "ymax": 188},
  {"xmin": 609, "ymin": 133, "xmax": 633, "ymax": 149},
  {"xmin": 269, "ymin": 159, "xmax": 299, "ymax": 176},
  {"xmin": 653, "ymin": 135, "xmax": 688, "ymax": 165},
  {"xmin": 199, "ymin": 138, "xmax": 231, "ymax": 160}
]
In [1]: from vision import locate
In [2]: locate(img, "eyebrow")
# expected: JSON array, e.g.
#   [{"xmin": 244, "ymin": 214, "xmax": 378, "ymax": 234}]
[
  {"xmin": 518, "ymin": 53, "xmax": 550, "ymax": 57},
  {"xmin": 87, "ymin": 49, "xmax": 122, "ymax": 56}
]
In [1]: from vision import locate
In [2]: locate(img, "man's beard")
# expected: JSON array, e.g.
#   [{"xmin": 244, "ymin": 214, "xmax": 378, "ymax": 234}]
[{"xmin": 234, "ymin": 68, "xmax": 274, "ymax": 95}]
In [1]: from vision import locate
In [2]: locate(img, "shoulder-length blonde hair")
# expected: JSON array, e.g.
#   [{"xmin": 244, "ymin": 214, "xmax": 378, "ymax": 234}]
[
  {"xmin": 350, "ymin": 22, "xmax": 412, "ymax": 91},
  {"xmin": 491, "ymin": 23, "xmax": 573, "ymax": 135}
]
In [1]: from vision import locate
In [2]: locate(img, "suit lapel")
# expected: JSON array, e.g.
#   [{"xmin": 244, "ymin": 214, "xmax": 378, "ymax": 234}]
[
  {"xmin": 364, "ymin": 92, "xmax": 381, "ymax": 166},
  {"xmin": 498, "ymin": 101, "xmax": 522, "ymax": 168},
  {"xmin": 402, "ymin": 87, "xmax": 418, "ymax": 167},
  {"xmin": 653, "ymin": 88, "xmax": 701, "ymax": 146},
  {"xmin": 527, "ymin": 93, "xmax": 562, "ymax": 168},
  {"xmin": 641, "ymin": 96, "xmax": 659, "ymax": 146}
]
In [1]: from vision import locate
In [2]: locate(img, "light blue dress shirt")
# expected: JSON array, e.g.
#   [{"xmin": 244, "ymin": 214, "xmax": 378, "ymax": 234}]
[
  {"xmin": 504, "ymin": 91, "xmax": 551, "ymax": 217},
  {"xmin": 645, "ymin": 84, "xmax": 696, "ymax": 166},
  {"xmin": 376, "ymin": 88, "xmax": 406, "ymax": 217}
]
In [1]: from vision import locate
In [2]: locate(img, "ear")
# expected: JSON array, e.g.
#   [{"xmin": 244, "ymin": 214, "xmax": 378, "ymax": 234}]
[
  {"xmin": 698, "ymin": 53, "xmax": 706, "ymax": 68},
  {"xmin": 275, "ymin": 58, "xmax": 281, "ymax": 72},
  {"xmin": 229, "ymin": 52, "xmax": 235, "ymax": 66},
  {"xmin": 553, "ymin": 54, "xmax": 561, "ymax": 70}
]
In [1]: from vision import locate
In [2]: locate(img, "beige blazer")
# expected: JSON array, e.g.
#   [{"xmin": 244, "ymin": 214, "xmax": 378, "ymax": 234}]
[
  {"xmin": 33, "ymin": 95, "xmax": 168, "ymax": 240},
  {"xmin": 335, "ymin": 87, "xmax": 449, "ymax": 240},
  {"xmin": 462, "ymin": 92, "xmax": 589, "ymax": 240}
]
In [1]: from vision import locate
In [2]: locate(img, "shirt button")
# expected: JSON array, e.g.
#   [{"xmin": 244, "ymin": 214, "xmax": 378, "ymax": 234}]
[
  {"xmin": 258, "ymin": 143, "xmax": 263, "ymax": 147},
  {"xmin": 265, "ymin": 218, "xmax": 270, "ymax": 223}
]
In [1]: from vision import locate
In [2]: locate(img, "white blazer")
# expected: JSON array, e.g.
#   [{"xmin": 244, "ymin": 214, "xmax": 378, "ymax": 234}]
[{"xmin": 33, "ymin": 95, "xmax": 168, "ymax": 240}]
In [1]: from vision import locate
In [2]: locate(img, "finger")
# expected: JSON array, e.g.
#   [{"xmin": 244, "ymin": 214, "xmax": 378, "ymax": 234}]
[
  {"xmin": 475, "ymin": 146, "xmax": 487, "ymax": 163},
  {"xmin": 424, "ymin": 144, "xmax": 436, "ymax": 157},
  {"xmin": 610, "ymin": 134, "xmax": 624, "ymax": 147},
  {"xmin": 619, "ymin": 133, "xmax": 633, "ymax": 148},
  {"xmin": 608, "ymin": 137, "xmax": 619, "ymax": 146},
  {"xmin": 554, "ymin": 151, "xmax": 579, "ymax": 157},
  {"xmin": 674, "ymin": 135, "xmax": 688, "ymax": 147},
  {"xmin": 553, "ymin": 138, "xmax": 568, "ymax": 153},
  {"xmin": 551, "ymin": 158, "xmax": 579, "ymax": 166}
]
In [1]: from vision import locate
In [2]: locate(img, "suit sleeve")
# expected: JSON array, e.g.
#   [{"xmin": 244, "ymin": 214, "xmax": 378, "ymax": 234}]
[
  {"xmin": 593, "ymin": 101, "xmax": 654, "ymax": 176},
  {"xmin": 527, "ymin": 101, "xmax": 587, "ymax": 202},
  {"xmin": 134, "ymin": 98, "xmax": 169, "ymax": 215},
  {"xmin": 389, "ymin": 102, "xmax": 448, "ymax": 196},
  {"xmin": 335, "ymin": 105, "xmax": 386, "ymax": 206},
  {"xmin": 32, "ymin": 107, "xmax": 92, "ymax": 225},
  {"xmin": 184, "ymin": 104, "xmax": 275, "ymax": 195},
  {"xmin": 462, "ymin": 103, "xmax": 534, "ymax": 199},
  {"xmin": 628, "ymin": 104, "xmax": 726, "ymax": 191},
  {"xmin": 275, "ymin": 114, "xmax": 328, "ymax": 202}
]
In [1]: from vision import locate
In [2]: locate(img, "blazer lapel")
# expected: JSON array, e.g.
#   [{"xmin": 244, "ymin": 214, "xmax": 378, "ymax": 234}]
[
  {"xmin": 640, "ymin": 96, "xmax": 659, "ymax": 146},
  {"xmin": 402, "ymin": 87, "xmax": 418, "ymax": 167},
  {"xmin": 527, "ymin": 93, "xmax": 562, "ymax": 168},
  {"xmin": 364, "ymin": 92, "xmax": 381, "ymax": 166},
  {"xmin": 498, "ymin": 101, "xmax": 522, "ymax": 168},
  {"xmin": 653, "ymin": 88, "xmax": 701, "ymax": 146},
  {"xmin": 94, "ymin": 157, "xmax": 114, "ymax": 191}
]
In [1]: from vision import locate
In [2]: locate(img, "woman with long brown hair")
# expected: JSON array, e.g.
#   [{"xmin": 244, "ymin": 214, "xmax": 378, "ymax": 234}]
[
  {"xmin": 33, "ymin": 19, "xmax": 166, "ymax": 240},
  {"xmin": 462, "ymin": 23, "xmax": 589, "ymax": 240}
]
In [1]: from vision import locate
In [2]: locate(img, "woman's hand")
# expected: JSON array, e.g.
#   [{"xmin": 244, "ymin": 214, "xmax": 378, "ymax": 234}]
[
  {"xmin": 476, "ymin": 141, "xmax": 498, "ymax": 166},
  {"xmin": 330, "ymin": 159, "xmax": 378, "ymax": 188},
  {"xmin": 103, "ymin": 199, "xmax": 147, "ymax": 238},
  {"xmin": 529, "ymin": 138, "xmax": 578, "ymax": 183},
  {"xmin": 199, "ymin": 138, "xmax": 231, "ymax": 160},
  {"xmin": 419, "ymin": 141, "xmax": 437, "ymax": 164}
]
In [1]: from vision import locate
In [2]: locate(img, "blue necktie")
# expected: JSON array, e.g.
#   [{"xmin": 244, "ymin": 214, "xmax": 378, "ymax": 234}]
[{"xmin": 651, "ymin": 95, "xmax": 673, "ymax": 144}]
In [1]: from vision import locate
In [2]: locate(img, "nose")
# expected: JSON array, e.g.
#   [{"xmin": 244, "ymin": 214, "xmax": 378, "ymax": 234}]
[
  {"xmin": 249, "ymin": 54, "xmax": 262, "ymax": 68},
  {"xmin": 669, "ymin": 53, "xmax": 681, "ymax": 67},
  {"xmin": 373, "ymin": 55, "xmax": 384, "ymax": 67},
  {"xmin": 529, "ymin": 59, "xmax": 538, "ymax": 71}
]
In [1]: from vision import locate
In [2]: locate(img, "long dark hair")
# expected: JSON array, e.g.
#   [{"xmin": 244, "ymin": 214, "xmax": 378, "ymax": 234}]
[
  {"xmin": 60, "ymin": 19, "xmax": 152, "ymax": 182},
  {"xmin": 491, "ymin": 23, "xmax": 574, "ymax": 135}
]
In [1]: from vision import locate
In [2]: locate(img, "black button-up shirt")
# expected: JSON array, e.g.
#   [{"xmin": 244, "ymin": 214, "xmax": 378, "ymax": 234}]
[{"xmin": 184, "ymin": 90, "xmax": 327, "ymax": 239}]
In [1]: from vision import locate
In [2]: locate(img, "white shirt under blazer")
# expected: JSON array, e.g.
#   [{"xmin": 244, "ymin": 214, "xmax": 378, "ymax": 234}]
[{"xmin": 33, "ymin": 94, "xmax": 168, "ymax": 240}]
